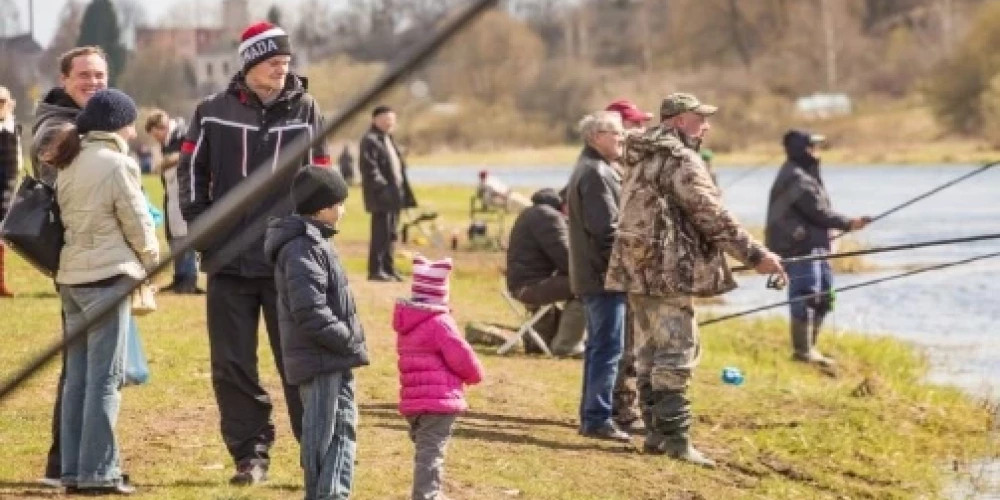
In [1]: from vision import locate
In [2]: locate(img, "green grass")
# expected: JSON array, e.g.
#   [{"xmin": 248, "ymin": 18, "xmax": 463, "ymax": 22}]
[{"xmin": 0, "ymin": 180, "xmax": 994, "ymax": 499}]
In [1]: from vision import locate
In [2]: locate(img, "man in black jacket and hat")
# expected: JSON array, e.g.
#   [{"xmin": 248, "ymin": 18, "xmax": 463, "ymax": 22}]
[
  {"xmin": 178, "ymin": 21, "xmax": 330, "ymax": 486},
  {"xmin": 765, "ymin": 130, "xmax": 870, "ymax": 367}
]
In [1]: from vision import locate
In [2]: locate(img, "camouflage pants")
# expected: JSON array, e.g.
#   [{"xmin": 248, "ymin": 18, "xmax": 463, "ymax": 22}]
[
  {"xmin": 630, "ymin": 294, "xmax": 700, "ymax": 439},
  {"xmin": 612, "ymin": 306, "xmax": 639, "ymax": 425}
]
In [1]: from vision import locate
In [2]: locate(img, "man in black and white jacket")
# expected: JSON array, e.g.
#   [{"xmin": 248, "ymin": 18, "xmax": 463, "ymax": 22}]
[{"xmin": 177, "ymin": 21, "xmax": 330, "ymax": 486}]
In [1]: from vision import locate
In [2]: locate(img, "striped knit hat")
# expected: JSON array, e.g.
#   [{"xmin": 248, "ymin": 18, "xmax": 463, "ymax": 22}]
[
  {"xmin": 411, "ymin": 255, "xmax": 453, "ymax": 306},
  {"xmin": 239, "ymin": 22, "xmax": 292, "ymax": 72}
]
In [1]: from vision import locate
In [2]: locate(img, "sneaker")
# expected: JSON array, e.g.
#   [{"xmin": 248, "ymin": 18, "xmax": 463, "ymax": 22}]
[
  {"xmin": 71, "ymin": 476, "xmax": 135, "ymax": 496},
  {"xmin": 229, "ymin": 461, "xmax": 268, "ymax": 486},
  {"xmin": 38, "ymin": 477, "xmax": 62, "ymax": 488},
  {"xmin": 388, "ymin": 272, "xmax": 405, "ymax": 283},
  {"xmin": 580, "ymin": 421, "xmax": 631, "ymax": 442}
]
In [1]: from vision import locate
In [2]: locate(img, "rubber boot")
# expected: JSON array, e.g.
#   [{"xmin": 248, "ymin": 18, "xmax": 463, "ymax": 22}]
[
  {"xmin": 0, "ymin": 244, "xmax": 13, "ymax": 298},
  {"xmin": 809, "ymin": 311, "xmax": 836, "ymax": 366},
  {"xmin": 790, "ymin": 318, "xmax": 812, "ymax": 362},
  {"xmin": 643, "ymin": 433, "xmax": 716, "ymax": 468},
  {"xmin": 791, "ymin": 317, "xmax": 834, "ymax": 367}
]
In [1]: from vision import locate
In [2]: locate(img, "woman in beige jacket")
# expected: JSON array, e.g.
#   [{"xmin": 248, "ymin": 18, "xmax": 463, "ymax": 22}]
[{"xmin": 43, "ymin": 88, "xmax": 157, "ymax": 496}]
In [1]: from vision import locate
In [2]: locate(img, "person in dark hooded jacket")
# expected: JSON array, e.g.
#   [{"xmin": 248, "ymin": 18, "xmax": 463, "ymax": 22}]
[
  {"xmin": 506, "ymin": 188, "xmax": 570, "ymax": 304},
  {"xmin": 265, "ymin": 165, "xmax": 367, "ymax": 500},
  {"xmin": 505, "ymin": 188, "xmax": 585, "ymax": 356},
  {"xmin": 765, "ymin": 130, "xmax": 870, "ymax": 367},
  {"xmin": 177, "ymin": 21, "xmax": 331, "ymax": 486}
]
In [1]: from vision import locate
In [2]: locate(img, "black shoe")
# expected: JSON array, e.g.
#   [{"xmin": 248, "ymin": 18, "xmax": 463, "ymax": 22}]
[
  {"xmin": 368, "ymin": 273, "xmax": 394, "ymax": 282},
  {"xmin": 580, "ymin": 421, "xmax": 631, "ymax": 442},
  {"xmin": 70, "ymin": 477, "xmax": 135, "ymax": 496},
  {"xmin": 229, "ymin": 461, "xmax": 268, "ymax": 486},
  {"xmin": 160, "ymin": 282, "xmax": 179, "ymax": 293}
]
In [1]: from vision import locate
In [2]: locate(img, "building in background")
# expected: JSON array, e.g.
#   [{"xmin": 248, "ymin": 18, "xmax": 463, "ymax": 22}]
[{"xmin": 135, "ymin": 0, "xmax": 248, "ymax": 94}]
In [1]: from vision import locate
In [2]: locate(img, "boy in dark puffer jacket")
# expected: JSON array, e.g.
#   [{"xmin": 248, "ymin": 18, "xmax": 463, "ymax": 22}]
[{"xmin": 264, "ymin": 166, "xmax": 368, "ymax": 499}]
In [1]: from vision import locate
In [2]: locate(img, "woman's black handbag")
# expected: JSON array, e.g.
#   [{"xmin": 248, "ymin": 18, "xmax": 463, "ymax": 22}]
[{"xmin": 0, "ymin": 176, "xmax": 64, "ymax": 276}]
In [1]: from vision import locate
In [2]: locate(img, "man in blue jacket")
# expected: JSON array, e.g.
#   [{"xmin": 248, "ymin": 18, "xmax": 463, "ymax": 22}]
[
  {"xmin": 765, "ymin": 130, "xmax": 870, "ymax": 367},
  {"xmin": 178, "ymin": 21, "xmax": 330, "ymax": 485}
]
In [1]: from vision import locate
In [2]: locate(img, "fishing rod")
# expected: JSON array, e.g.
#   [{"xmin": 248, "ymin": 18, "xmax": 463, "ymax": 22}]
[
  {"xmin": 732, "ymin": 232, "xmax": 1000, "ymax": 272},
  {"xmin": 703, "ymin": 249, "xmax": 1000, "ymax": 326},
  {"xmin": 721, "ymin": 155, "xmax": 781, "ymax": 189},
  {"xmin": 830, "ymin": 160, "xmax": 1000, "ymax": 241},
  {"xmin": 0, "ymin": 0, "xmax": 499, "ymax": 403}
]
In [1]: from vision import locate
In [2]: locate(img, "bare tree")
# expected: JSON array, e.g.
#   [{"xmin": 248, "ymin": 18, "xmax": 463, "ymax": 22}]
[
  {"xmin": 0, "ymin": 0, "xmax": 22, "ymax": 37},
  {"xmin": 118, "ymin": 47, "xmax": 194, "ymax": 108},
  {"xmin": 115, "ymin": 0, "xmax": 148, "ymax": 30},
  {"xmin": 39, "ymin": 2, "xmax": 85, "ymax": 82}
]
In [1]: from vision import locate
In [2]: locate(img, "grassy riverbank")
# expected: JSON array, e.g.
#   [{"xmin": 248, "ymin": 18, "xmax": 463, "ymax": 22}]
[{"xmin": 0, "ymin": 181, "xmax": 992, "ymax": 499}]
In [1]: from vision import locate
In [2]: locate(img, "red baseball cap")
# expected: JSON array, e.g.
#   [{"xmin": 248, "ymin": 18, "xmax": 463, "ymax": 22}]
[{"xmin": 605, "ymin": 99, "xmax": 653, "ymax": 123}]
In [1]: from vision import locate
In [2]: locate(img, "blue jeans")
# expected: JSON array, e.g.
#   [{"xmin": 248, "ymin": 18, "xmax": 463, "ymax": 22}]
[
  {"xmin": 300, "ymin": 371, "xmax": 356, "ymax": 500},
  {"xmin": 786, "ymin": 249, "xmax": 834, "ymax": 321},
  {"xmin": 579, "ymin": 292, "xmax": 626, "ymax": 431},
  {"xmin": 170, "ymin": 239, "xmax": 198, "ymax": 286},
  {"xmin": 59, "ymin": 276, "xmax": 133, "ymax": 488}
]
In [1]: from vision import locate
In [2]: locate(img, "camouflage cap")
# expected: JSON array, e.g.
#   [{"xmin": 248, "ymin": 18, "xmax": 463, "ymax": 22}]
[{"xmin": 660, "ymin": 93, "xmax": 718, "ymax": 119}]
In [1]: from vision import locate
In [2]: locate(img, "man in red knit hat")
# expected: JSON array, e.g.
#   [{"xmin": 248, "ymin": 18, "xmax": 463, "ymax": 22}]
[{"xmin": 178, "ymin": 21, "xmax": 331, "ymax": 486}]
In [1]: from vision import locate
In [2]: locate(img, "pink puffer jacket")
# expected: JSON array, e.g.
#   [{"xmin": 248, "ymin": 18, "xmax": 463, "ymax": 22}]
[{"xmin": 394, "ymin": 299, "xmax": 484, "ymax": 416}]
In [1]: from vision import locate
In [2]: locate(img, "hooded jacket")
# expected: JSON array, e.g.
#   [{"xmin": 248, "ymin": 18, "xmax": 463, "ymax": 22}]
[
  {"xmin": 31, "ymin": 88, "xmax": 81, "ymax": 186},
  {"xmin": 764, "ymin": 131, "xmax": 851, "ymax": 258},
  {"xmin": 505, "ymin": 188, "xmax": 570, "ymax": 295},
  {"xmin": 605, "ymin": 126, "xmax": 764, "ymax": 298},
  {"xmin": 264, "ymin": 215, "xmax": 368, "ymax": 386},
  {"xmin": 178, "ymin": 72, "xmax": 330, "ymax": 277},
  {"xmin": 393, "ymin": 299, "xmax": 484, "ymax": 416}
]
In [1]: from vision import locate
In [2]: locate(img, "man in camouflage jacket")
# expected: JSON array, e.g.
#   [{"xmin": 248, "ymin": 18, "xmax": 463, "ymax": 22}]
[{"xmin": 606, "ymin": 93, "xmax": 786, "ymax": 467}]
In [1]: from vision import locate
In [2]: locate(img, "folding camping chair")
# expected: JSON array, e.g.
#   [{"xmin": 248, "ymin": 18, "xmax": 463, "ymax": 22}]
[
  {"xmin": 497, "ymin": 277, "xmax": 556, "ymax": 356},
  {"xmin": 468, "ymin": 171, "xmax": 532, "ymax": 250},
  {"xmin": 401, "ymin": 210, "xmax": 445, "ymax": 248}
]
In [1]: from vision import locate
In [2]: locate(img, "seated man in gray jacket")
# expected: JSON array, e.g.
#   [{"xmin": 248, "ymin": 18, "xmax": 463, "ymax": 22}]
[{"xmin": 505, "ymin": 188, "xmax": 585, "ymax": 356}]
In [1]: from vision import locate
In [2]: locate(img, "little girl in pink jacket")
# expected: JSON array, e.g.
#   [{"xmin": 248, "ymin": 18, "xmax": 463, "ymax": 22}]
[{"xmin": 394, "ymin": 255, "xmax": 484, "ymax": 500}]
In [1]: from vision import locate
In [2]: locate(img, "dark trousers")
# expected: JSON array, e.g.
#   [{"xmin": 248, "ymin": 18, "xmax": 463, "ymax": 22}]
[
  {"xmin": 368, "ymin": 210, "xmax": 399, "ymax": 278},
  {"xmin": 612, "ymin": 305, "xmax": 639, "ymax": 425},
  {"xmin": 45, "ymin": 338, "xmax": 67, "ymax": 479},
  {"xmin": 207, "ymin": 274, "xmax": 304, "ymax": 465},
  {"xmin": 512, "ymin": 275, "xmax": 573, "ymax": 307}
]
